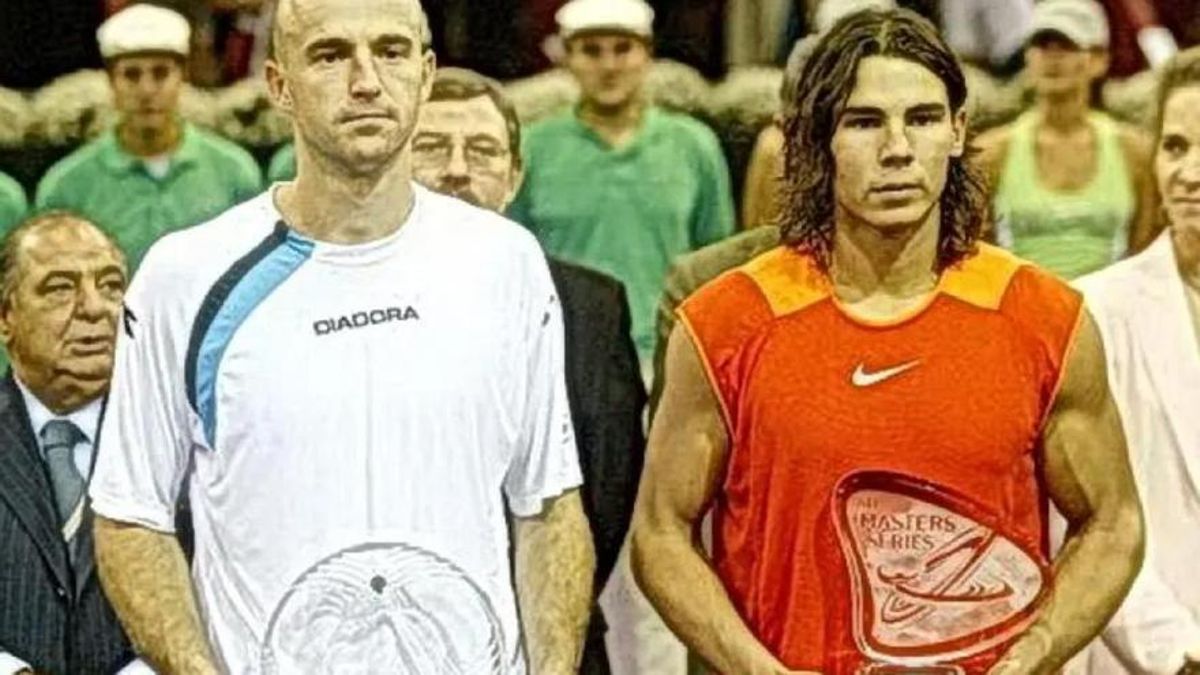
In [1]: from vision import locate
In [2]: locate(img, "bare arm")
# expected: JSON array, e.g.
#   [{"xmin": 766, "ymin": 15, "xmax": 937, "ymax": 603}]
[
  {"xmin": 1119, "ymin": 125, "xmax": 1163, "ymax": 254},
  {"xmin": 741, "ymin": 124, "xmax": 785, "ymax": 230},
  {"xmin": 94, "ymin": 516, "xmax": 218, "ymax": 675},
  {"xmin": 630, "ymin": 325, "xmax": 804, "ymax": 675},
  {"xmin": 971, "ymin": 125, "xmax": 1011, "ymax": 244},
  {"xmin": 513, "ymin": 489, "xmax": 595, "ymax": 674},
  {"xmin": 990, "ymin": 312, "xmax": 1145, "ymax": 674}
]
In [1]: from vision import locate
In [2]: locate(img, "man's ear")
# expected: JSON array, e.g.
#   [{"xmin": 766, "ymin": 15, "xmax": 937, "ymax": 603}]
[
  {"xmin": 265, "ymin": 59, "xmax": 293, "ymax": 113},
  {"xmin": 1089, "ymin": 49, "xmax": 1111, "ymax": 81},
  {"xmin": 419, "ymin": 48, "xmax": 437, "ymax": 104},
  {"xmin": 950, "ymin": 108, "xmax": 968, "ymax": 158}
]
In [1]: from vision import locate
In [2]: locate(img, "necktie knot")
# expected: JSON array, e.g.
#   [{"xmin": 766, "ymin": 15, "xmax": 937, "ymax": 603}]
[{"xmin": 41, "ymin": 419, "xmax": 85, "ymax": 453}]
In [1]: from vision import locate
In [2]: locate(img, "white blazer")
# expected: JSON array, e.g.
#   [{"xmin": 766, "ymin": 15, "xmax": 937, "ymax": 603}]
[{"xmin": 1069, "ymin": 232, "xmax": 1200, "ymax": 674}]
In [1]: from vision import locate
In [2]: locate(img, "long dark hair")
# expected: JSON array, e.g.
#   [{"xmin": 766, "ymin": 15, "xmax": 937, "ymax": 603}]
[{"xmin": 780, "ymin": 8, "xmax": 988, "ymax": 272}]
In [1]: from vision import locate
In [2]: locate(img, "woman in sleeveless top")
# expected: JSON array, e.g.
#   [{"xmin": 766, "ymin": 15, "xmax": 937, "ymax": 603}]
[{"xmin": 976, "ymin": 0, "xmax": 1158, "ymax": 279}]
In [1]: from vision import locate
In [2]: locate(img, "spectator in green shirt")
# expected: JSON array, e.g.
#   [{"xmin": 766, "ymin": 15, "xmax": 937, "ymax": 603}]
[
  {"xmin": 0, "ymin": 172, "xmax": 27, "ymax": 234},
  {"xmin": 506, "ymin": 0, "xmax": 735, "ymax": 376},
  {"xmin": 35, "ymin": 4, "xmax": 262, "ymax": 270}
]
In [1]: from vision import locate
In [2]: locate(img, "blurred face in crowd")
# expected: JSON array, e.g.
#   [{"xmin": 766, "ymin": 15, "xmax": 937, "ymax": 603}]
[
  {"xmin": 108, "ymin": 54, "xmax": 185, "ymax": 135},
  {"xmin": 565, "ymin": 32, "xmax": 651, "ymax": 112},
  {"xmin": 412, "ymin": 94, "xmax": 519, "ymax": 211},
  {"xmin": 267, "ymin": 0, "xmax": 436, "ymax": 177},
  {"xmin": 0, "ymin": 218, "xmax": 126, "ymax": 414},
  {"xmin": 1026, "ymin": 32, "xmax": 1108, "ymax": 99},
  {"xmin": 830, "ymin": 56, "xmax": 966, "ymax": 232},
  {"xmin": 1158, "ymin": 85, "xmax": 1200, "ymax": 237}
]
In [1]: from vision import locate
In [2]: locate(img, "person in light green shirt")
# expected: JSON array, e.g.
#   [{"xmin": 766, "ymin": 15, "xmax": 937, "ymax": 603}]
[
  {"xmin": 0, "ymin": 172, "xmax": 27, "ymax": 234},
  {"xmin": 506, "ymin": 0, "xmax": 735, "ymax": 374},
  {"xmin": 36, "ymin": 4, "xmax": 262, "ymax": 270},
  {"xmin": 267, "ymin": 143, "xmax": 297, "ymax": 183}
]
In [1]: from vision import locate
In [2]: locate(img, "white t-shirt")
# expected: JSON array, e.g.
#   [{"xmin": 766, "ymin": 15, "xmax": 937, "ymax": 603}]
[{"xmin": 90, "ymin": 184, "xmax": 582, "ymax": 674}]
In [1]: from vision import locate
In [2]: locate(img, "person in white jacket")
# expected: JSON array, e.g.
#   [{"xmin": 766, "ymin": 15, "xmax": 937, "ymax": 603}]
[{"xmin": 1073, "ymin": 45, "xmax": 1200, "ymax": 675}]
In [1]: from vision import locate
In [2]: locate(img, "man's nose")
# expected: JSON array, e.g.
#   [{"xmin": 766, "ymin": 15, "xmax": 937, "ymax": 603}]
[
  {"xmin": 880, "ymin": 120, "xmax": 915, "ymax": 168},
  {"xmin": 349, "ymin": 47, "xmax": 383, "ymax": 101}
]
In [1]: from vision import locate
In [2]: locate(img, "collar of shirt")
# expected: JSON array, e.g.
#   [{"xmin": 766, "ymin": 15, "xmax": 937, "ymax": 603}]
[
  {"xmin": 98, "ymin": 120, "xmax": 202, "ymax": 177},
  {"xmin": 14, "ymin": 377, "xmax": 103, "ymax": 451}
]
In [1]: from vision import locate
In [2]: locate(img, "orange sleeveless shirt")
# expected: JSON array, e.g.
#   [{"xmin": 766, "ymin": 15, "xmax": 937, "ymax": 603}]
[{"xmin": 678, "ymin": 244, "xmax": 1083, "ymax": 674}]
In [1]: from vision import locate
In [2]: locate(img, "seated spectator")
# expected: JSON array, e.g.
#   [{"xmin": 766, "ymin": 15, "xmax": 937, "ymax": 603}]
[
  {"xmin": 410, "ymin": 66, "xmax": 646, "ymax": 675},
  {"xmin": 1069, "ymin": 44, "xmax": 1200, "ymax": 675},
  {"xmin": 36, "ymin": 4, "xmax": 262, "ymax": 270},
  {"xmin": 977, "ymin": 0, "xmax": 1159, "ymax": 279},
  {"xmin": 0, "ymin": 212, "xmax": 137, "ymax": 674},
  {"xmin": 0, "ymin": 173, "xmax": 25, "ymax": 233},
  {"xmin": 506, "ymin": 0, "xmax": 735, "ymax": 380}
]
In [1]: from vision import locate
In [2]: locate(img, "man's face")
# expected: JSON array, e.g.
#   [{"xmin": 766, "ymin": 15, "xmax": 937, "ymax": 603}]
[
  {"xmin": 108, "ymin": 54, "xmax": 185, "ymax": 133},
  {"xmin": 0, "ymin": 222, "xmax": 126, "ymax": 412},
  {"xmin": 565, "ymin": 33, "xmax": 650, "ymax": 111},
  {"xmin": 1026, "ymin": 33, "xmax": 1108, "ymax": 97},
  {"xmin": 1157, "ymin": 86, "xmax": 1200, "ymax": 237},
  {"xmin": 412, "ymin": 94, "xmax": 519, "ymax": 211},
  {"xmin": 267, "ymin": 0, "xmax": 436, "ymax": 177},
  {"xmin": 830, "ymin": 56, "xmax": 966, "ymax": 232}
]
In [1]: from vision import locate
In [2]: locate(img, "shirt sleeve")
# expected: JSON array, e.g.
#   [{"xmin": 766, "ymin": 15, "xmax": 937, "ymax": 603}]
[
  {"xmin": 89, "ymin": 249, "xmax": 195, "ymax": 534},
  {"xmin": 0, "ymin": 650, "xmax": 31, "ymax": 675},
  {"xmin": 690, "ymin": 129, "xmax": 736, "ymax": 249},
  {"xmin": 503, "ymin": 248, "xmax": 584, "ymax": 518}
]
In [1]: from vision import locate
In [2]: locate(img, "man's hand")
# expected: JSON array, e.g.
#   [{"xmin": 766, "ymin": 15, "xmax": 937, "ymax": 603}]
[{"xmin": 513, "ymin": 490, "xmax": 595, "ymax": 674}]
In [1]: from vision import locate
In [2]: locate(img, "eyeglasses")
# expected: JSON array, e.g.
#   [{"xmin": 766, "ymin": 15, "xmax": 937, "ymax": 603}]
[{"xmin": 411, "ymin": 136, "xmax": 511, "ymax": 169}]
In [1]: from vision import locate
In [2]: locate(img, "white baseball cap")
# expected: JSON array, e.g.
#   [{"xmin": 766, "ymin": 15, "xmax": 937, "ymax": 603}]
[
  {"xmin": 1028, "ymin": 0, "xmax": 1110, "ymax": 49},
  {"xmin": 814, "ymin": 0, "xmax": 898, "ymax": 34},
  {"xmin": 556, "ymin": 0, "xmax": 655, "ymax": 40},
  {"xmin": 97, "ymin": 4, "xmax": 191, "ymax": 60}
]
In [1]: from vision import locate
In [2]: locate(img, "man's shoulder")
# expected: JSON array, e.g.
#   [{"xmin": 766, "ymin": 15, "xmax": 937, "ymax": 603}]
[
  {"xmin": 649, "ymin": 108, "xmax": 722, "ymax": 149},
  {"xmin": 666, "ymin": 227, "xmax": 782, "ymax": 301},
  {"xmin": 548, "ymin": 258, "xmax": 625, "ymax": 309},
  {"xmin": 187, "ymin": 126, "xmax": 260, "ymax": 171},
  {"xmin": 136, "ymin": 193, "xmax": 278, "ymax": 291},
  {"xmin": 421, "ymin": 188, "xmax": 545, "ymax": 263},
  {"xmin": 522, "ymin": 111, "xmax": 580, "ymax": 145},
  {"xmin": 36, "ymin": 136, "xmax": 111, "ymax": 198}
]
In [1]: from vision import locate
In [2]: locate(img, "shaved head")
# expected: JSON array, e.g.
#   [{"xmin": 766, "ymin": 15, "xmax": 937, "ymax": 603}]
[{"xmin": 270, "ymin": 0, "xmax": 432, "ymax": 66}]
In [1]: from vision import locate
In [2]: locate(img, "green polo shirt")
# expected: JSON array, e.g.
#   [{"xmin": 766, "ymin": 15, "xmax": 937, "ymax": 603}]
[
  {"xmin": 507, "ymin": 106, "xmax": 735, "ymax": 369},
  {"xmin": 267, "ymin": 142, "xmax": 297, "ymax": 183},
  {"xmin": 0, "ymin": 171, "xmax": 27, "ymax": 234},
  {"xmin": 35, "ymin": 123, "xmax": 263, "ymax": 269}
]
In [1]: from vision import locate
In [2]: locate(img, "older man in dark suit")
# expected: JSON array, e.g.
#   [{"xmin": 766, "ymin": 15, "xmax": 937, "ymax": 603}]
[
  {"xmin": 0, "ymin": 212, "xmax": 135, "ymax": 674},
  {"xmin": 409, "ymin": 67, "xmax": 647, "ymax": 673}
]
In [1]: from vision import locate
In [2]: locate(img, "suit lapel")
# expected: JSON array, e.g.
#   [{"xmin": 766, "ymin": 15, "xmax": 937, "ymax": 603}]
[
  {"xmin": 0, "ymin": 375, "xmax": 72, "ymax": 593},
  {"xmin": 1133, "ymin": 236, "xmax": 1200, "ymax": 492}
]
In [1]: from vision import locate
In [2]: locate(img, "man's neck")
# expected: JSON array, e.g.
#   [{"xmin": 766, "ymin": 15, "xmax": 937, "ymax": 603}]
[
  {"xmin": 117, "ymin": 118, "xmax": 182, "ymax": 158},
  {"xmin": 1173, "ymin": 226, "xmax": 1200, "ymax": 291},
  {"xmin": 1036, "ymin": 89, "xmax": 1091, "ymax": 132},
  {"xmin": 577, "ymin": 97, "xmax": 645, "ymax": 147},
  {"xmin": 829, "ymin": 206, "xmax": 941, "ymax": 307},
  {"xmin": 275, "ymin": 143, "xmax": 416, "ymax": 245}
]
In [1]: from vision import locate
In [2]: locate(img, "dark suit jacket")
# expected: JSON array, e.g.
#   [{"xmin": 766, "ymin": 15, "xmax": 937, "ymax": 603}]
[
  {"xmin": 548, "ymin": 259, "xmax": 646, "ymax": 593},
  {"xmin": 549, "ymin": 259, "xmax": 645, "ymax": 675},
  {"xmin": 0, "ymin": 376, "xmax": 133, "ymax": 675}
]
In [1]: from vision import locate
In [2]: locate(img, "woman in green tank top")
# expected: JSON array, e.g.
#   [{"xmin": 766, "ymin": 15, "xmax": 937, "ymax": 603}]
[{"xmin": 976, "ymin": 0, "xmax": 1158, "ymax": 279}]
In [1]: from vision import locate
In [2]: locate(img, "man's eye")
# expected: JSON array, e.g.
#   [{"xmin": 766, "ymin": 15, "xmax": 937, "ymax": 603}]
[
  {"xmin": 1163, "ymin": 137, "xmax": 1189, "ymax": 155},
  {"xmin": 468, "ymin": 143, "xmax": 502, "ymax": 158},
  {"xmin": 845, "ymin": 118, "xmax": 879, "ymax": 129},
  {"xmin": 910, "ymin": 114, "xmax": 940, "ymax": 126}
]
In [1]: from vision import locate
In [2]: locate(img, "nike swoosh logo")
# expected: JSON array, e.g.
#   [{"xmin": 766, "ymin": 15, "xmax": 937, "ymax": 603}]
[{"xmin": 851, "ymin": 360, "xmax": 920, "ymax": 387}]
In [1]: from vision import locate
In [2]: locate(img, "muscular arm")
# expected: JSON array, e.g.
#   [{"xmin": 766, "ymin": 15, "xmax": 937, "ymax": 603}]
[
  {"xmin": 990, "ymin": 312, "xmax": 1145, "ymax": 674},
  {"xmin": 94, "ymin": 516, "xmax": 218, "ymax": 675},
  {"xmin": 630, "ymin": 325, "xmax": 801, "ymax": 675},
  {"xmin": 513, "ymin": 489, "xmax": 595, "ymax": 674}
]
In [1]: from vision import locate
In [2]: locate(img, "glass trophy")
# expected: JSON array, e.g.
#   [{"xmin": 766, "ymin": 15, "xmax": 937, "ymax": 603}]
[{"xmin": 830, "ymin": 470, "xmax": 1051, "ymax": 674}]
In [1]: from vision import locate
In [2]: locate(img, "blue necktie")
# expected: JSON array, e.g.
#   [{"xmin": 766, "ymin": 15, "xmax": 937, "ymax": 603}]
[{"xmin": 41, "ymin": 419, "xmax": 86, "ymax": 559}]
